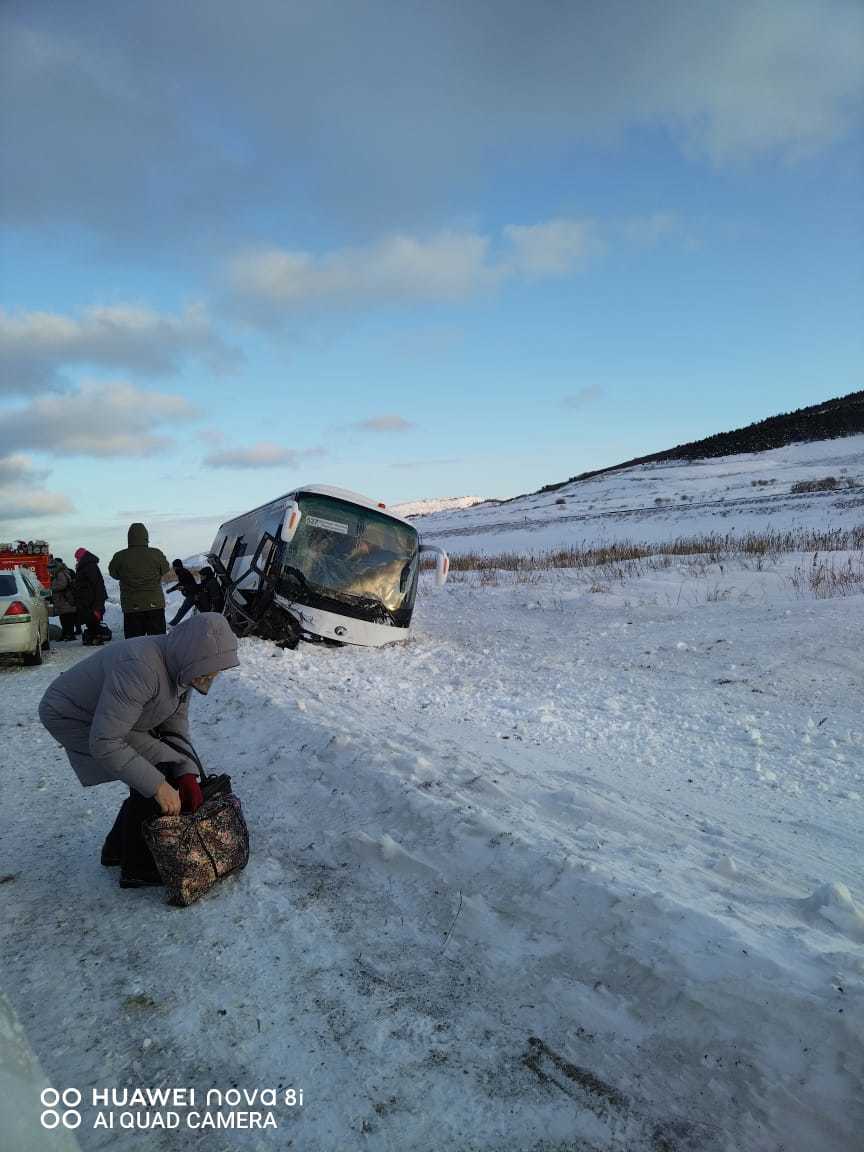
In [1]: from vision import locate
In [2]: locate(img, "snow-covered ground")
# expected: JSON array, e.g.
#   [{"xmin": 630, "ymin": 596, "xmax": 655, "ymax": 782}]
[
  {"xmin": 415, "ymin": 435, "xmax": 864, "ymax": 554},
  {"xmin": 1, "ymin": 553, "xmax": 862, "ymax": 1151}
]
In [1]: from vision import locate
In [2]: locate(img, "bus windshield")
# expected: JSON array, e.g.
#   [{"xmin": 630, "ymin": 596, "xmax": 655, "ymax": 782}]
[{"xmin": 277, "ymin": 493, "xmax": 419, "ymax": 620}]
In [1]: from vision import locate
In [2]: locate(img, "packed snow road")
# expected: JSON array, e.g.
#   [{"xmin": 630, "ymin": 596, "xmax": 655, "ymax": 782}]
[{"xmin": 1, "ymin": 563, "xmax": 862, "ymax": 1152}]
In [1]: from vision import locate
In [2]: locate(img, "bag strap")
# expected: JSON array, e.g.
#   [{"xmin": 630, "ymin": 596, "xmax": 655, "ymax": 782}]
[{"xmin": 151, "ymin": 729, "xmax": 212, "ymax": 785}]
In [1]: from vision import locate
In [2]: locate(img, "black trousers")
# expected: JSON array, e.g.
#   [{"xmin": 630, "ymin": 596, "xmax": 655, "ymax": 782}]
[
  {"xmin": 59, "ymin": 612, "xmax": 77, "ymax": 640},
  {"xmin": 169, "ymin": 596, "xmax": 197, "ymax": 627},
  {"xmin": 123, "ymin": 609, "xmax": 167, "ymax": 638},
  {"xmin": 80, "ymin": 609, "xmax": 106, "ymax": 645},
  {"xmin": 103, "ymin": 790, "xmax": 162, "ymax": 880}
]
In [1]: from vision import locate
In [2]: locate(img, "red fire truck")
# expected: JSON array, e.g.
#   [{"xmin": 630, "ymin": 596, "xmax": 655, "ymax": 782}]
[{"xmin": 0, "ymin": 540, "xmax": 52, "ymax": 587}]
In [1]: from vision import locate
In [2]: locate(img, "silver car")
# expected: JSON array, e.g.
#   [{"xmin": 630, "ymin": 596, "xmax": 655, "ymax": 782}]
[{"xmin": 0, "ymin": 566, "xmax": 51, "ymax": 665}]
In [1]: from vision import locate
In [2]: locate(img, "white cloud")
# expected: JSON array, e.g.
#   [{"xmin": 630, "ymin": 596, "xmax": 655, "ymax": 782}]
[
  {"xmin": 0, "ymin": 381, "xmax": 198, "ymax": 458},
  {"xmin": 228, "ymin": 217, "xmax": 615, "ymax": 318},
  {"xmin": 504, "ymin": 219, "xmax": 599, "ymax": 278},
  {"xmin": 203, "ymin": 442, "xmax": 325, "ymax": 470},
  {"xmin": 229, "ymin": 232, "xmax": 503, "ymax": 317},
  {"xmin": 0, "ymin": 455, "xmax": 74, "ymax": 522},
  {"xmin": 0, "ymin": 487, "xmax": 74, "ymax": 521},
  {"xmin": 663, "ymin": 1, "xmax": 863, "ymax": 160},
  {"xmin": 0, "ymin": 453, "xmax": 49, "ymax": 486},
  {"xmin": 561, "ymin": 386, "xmax": 603, "ymax": 410},
  {"xmin": 0, "ymin": 303, "xmax": 239, "ymax": 395},
  {"xmin": 353, "ymin": 415, "xmax": 415, "ymax": 433}
]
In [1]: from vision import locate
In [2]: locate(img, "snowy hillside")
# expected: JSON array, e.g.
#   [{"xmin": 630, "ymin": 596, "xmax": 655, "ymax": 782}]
[
  {"xmin": 416, "ymin": 435, "xmax": 864, "ymax": 554},
  {"xmin": 389, "ymin": 495, "xmax": 487, "ymax": 519},
  {"xmin": 2, "ymin": 559, "xmax": 862, "ymax": 1151}
]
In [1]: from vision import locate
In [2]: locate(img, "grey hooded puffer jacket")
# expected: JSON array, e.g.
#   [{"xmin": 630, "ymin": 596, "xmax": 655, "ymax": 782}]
[{"xmin": 39, "ymin": 614, "xmax": 239, "ymax": 797}]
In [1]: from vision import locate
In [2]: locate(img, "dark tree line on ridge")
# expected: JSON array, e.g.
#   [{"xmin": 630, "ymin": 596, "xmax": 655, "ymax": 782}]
[{"xmin": 534, "ymin": 390, "xmax": 864, "ymax": 497}]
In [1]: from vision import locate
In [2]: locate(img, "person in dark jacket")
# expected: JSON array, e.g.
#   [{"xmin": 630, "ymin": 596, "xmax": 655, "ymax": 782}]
[
  {"xmin": 167, "ymin": 559, "xmax": 199, "ymax": 627},
  {"xmin": 196, "ymin": 566, "xmax": 225, "ymax": 615},
  {"xmin": 109, "ymin": 522, "xmax": 170, "ymax": 639},
  {"xmin": 74, "ymin": 548, "xmax": 108, "ymax": 646},
  {"xmin": 38, "ymin": 613, "xmax": 240, "ymax": 888},
  {"xmin": 50, "ymin": 557, "xmax": 77, "ymax": 640}
]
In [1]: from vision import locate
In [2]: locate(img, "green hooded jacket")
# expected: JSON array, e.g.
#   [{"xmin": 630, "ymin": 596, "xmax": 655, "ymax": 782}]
[{"xmin": 108, "ymin": 523, "xmax": 170, "ymax": 613}]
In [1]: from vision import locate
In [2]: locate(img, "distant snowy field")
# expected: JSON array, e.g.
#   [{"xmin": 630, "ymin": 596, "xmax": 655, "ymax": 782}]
[
  {"xmin": 1, "ymin": 549, "xmax": 862, "ymax": 1150},
  {"xmin": 390, "ymin": 495, "xmax": 486, "ymax": 519},
  {"xmin": 415, "ymin": 435, "xmax": 864, "ymax": 554}
]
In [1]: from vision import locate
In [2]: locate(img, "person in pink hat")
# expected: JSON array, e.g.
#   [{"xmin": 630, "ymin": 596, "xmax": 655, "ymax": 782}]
[{"xmin": 73, "ymin": 547, "xmax": 108, "ymax": 645}]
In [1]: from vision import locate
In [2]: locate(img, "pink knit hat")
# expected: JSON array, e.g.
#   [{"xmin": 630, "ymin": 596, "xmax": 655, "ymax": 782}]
[{"xmin": 74, "ymin": 547, "xmax": 87, "ymax": 561}]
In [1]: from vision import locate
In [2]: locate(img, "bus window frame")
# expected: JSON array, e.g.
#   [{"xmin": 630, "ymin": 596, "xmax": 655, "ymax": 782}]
[{"xmin": 250, "ymin": 532, "xmax": 278, "ymax": 579}]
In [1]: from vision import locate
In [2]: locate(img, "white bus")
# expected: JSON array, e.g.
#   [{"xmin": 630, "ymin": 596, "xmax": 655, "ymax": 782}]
[{"xmin": 208, "ymin": 485, "xmax": 449, "ymax": 647}]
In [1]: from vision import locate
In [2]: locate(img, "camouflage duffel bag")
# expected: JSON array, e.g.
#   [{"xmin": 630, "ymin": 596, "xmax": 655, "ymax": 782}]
[{"xmin": 143, "ymin": 793, "xmax": 249, "ymax": 906}]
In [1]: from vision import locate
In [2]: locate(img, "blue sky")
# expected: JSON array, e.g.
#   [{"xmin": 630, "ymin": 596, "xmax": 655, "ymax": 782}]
[{"xmin": 1, "ymin": 0, "xmax": 862, "ymax": 562}]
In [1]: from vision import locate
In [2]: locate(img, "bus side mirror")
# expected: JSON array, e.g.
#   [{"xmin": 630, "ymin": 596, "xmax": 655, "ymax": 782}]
[
  {"xmin": 435, "ymin": 550, "xmax": 449, "ymax": 587},
  {"xmin": 281, "ymin": 502, "xmax": 302, "ymax": 544}
]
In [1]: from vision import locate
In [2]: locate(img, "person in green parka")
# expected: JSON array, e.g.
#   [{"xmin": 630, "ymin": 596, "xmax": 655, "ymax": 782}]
[{"xmin": 109, "ymin": 522, "xmax": 170, "ymax": 638}]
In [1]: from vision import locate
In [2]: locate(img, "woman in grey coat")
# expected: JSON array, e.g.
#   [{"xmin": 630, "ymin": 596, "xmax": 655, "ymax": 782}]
[{"xmin": 39, "ymin": 613, "xmax": 239, "ymax": 887}]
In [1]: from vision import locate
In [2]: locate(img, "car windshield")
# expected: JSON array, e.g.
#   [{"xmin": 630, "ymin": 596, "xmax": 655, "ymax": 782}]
[
  {"xmin": 0, "ymin": 574, "xmax": 18, "ymax": 597},
  {"xmin": 279, "ymin": 494, "xmax": 418, "ymax": 614}
]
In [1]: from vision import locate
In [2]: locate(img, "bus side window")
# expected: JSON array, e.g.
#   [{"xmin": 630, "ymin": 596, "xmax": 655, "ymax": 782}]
[
  {"xmin": 228, "ymin": 536, "xmax": 246, "ymax": 580},
  {"xmin": 252, "ymin": 533, "xmax": 276, "ymax": 575}
]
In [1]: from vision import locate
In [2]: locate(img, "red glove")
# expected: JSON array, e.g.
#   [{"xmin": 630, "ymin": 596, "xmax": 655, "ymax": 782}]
[
  {"xmin": 176, "ymin": 774, "xmax": 204, "ymax": 814},
  {"xmin": 94, "ymin": 610, "xmax": 103, "ymax": 621}
]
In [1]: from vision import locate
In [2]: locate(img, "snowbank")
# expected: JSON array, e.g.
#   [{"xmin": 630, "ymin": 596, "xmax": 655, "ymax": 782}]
[{"xmin": 0, "ymin": 991, "xmax": 80, "ymax": 1151}]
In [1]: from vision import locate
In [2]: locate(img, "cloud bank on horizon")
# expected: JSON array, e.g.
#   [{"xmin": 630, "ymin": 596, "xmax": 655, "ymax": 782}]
[{"xmin": 1, "ymin": 0, "xmax": 862, "ymax": 560}]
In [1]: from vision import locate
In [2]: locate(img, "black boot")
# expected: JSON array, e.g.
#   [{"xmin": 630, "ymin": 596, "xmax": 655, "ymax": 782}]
[
  {"xmin": 119, "ymin": 874, "xmax": 164, "ymax": 889},
  {"xmin": 101, "ymin": 798, "xmax": 128, "ymax": 866},
  {"xmin": 119, "ymin": 790, "xmax": 164, "ymax": 888}
]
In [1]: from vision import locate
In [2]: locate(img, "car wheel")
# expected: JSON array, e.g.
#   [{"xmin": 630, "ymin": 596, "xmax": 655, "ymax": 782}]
[{"xmin": 23, "ymin": 628, "xmax": 44, "ymax": 666}]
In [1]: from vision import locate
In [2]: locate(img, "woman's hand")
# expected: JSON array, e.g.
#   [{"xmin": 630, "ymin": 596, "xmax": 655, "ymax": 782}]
[{"xmin": 154, "ymin": 780, "xmax": 181, "ymax": 816}]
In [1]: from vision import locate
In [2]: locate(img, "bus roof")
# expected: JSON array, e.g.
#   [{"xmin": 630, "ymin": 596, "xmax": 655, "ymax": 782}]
[{"xmin": 216, "ymin": 484, "xmax": 416, "ymax": 533}]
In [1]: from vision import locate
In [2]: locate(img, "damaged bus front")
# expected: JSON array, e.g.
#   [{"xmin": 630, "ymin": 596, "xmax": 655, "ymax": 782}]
[{"xmin": 208, "ymin": 485, "xmax": 449, "ymax": 647}]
